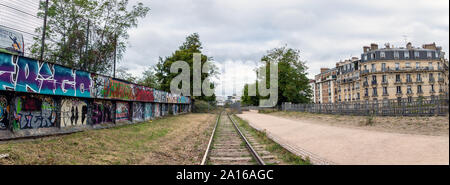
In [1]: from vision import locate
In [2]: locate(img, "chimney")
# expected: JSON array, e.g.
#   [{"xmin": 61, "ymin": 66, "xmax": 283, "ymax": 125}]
[
  {"xmin": 422, "ymin": 42, "xmax": 437, "ymax": 50},
  {"xmin": 363, "ymin": 46, "xmax": 370, "ymax": 53},
  {"xmin": 320, "ymin": 68, "xmax": 329, "ymax": 73},
  {"xmin": 370, "ymin": 43, "xmax": 378, "ymax": 50},
  {"xmin": 406, "ymin": 42, "xmax": 412, "ymax": 49}
]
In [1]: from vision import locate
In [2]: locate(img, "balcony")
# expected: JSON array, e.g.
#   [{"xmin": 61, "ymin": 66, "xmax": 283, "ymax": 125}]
[
  {"xmin": 381, "ymin": 81, "xmax": 388, "ymax": 85},
  {"xmin": 438, "ymin": 78, "xmax": 444, "ymax": 83},
  {"xmin": 405, "ymin": 79, "xmax": 413, "ymax": 84},
  {"xmin": 406, "ymin": 91, "xmax": 413, "ymax": 95},
  {"xmin": 363, "ymin": 81, "xmax": 369, "ymax": 87},
  {"xmin": 394, "ymin": 80, "xmax": 402, "ymax": 84},
  {"xmin": 371, "ymin": 81, "xmax": 377, "ymax": 85},
  {"xmin": 429, "ymin": 78, "xmax": 435, "ymax": 83},
  {"xmin": 415, "ymin": 79, "xmax": 423, "ymax": 84},
  {"xmin": 372, "ymin": 93, "xmax": 378, "ymax": 97},
  {"xmin": 382, "ymin": 92, "xmax": 389, "ymax": 96},
  {"xmin": 417, "ymin": 90, "xmax": 424, "ymax": 95}
]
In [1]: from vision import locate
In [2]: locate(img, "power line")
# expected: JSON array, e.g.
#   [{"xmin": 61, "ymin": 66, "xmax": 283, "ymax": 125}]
[{"xmin": 0, "ymin": 3, "xmax": 42, "ymax": 19}]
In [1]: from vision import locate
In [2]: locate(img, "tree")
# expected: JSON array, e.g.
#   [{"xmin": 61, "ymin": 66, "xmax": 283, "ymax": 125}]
[
  {"xmin": 30, "ymin": 0, "xmax": 150, "ymax": 76},
  {"xmin": 242, "ymin": 45, "xmax": 312, "ymax": 106},
  {"xmin": 137, "ymin": 67, "xmax": 160, "ymax": 89},
  {"xmin": 155, "ymin": 33, "xmax": 218, "ymax": 102},
  {"xmin": 115, "ymin": 66, "xmax": 137, "ymax": 83}
]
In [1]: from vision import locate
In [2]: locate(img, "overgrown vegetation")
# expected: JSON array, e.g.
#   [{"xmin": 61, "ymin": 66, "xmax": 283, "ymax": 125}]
[
  {"xmin": 0, "ymin": 114, "xmax": 215, "ymax": 165},
  {"xmin": 232, "ymin": 115, "xmax": 310, "ymax": 165},
  {"xmin": 193, "ymin": 100, "xmax": 217, "ymax": 113}
]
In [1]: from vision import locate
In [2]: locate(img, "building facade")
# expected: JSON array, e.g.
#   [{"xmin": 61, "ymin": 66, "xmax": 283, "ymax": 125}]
[
  {"xmin": 336, "ymin": 57, "xmax": 360, "ymax": 102},
  {"xmin": 359, "ymin": 42, "xmax": 448, "ymax": 102},
  {"xmin": 314, "ymin": 68, "xmax": 337, "ymax": 103},
  {"xmin": 314, "ymin": 42, "xmax": 449, "ymax": 103}
]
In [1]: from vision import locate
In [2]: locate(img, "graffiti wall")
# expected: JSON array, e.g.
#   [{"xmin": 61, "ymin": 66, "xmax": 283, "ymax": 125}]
[
  {"xmin": 60, "ymin": 98, "xmax": 88, "ymax": 127},
  {"xmin": 132, "ymin": 102, "xmax": 144, "ymax": 122},
  {"xmin": 154, "ymin": 103, "xmax": 161, "ymax": 117},
  {"xmin": 0, "ymin": 95, "xmax": 8, "ymax": 129},
  {"xmin": 0, "ymin": 52, "xmax": 190, "ymax": 104},
  {"xmin": 12, "ymin": 95, "xmax": 57, "ymax": 130},
  {"xmin": 92, "ymin": 100, "xmax": 113, "ymax": 124},
  {"xmin": 144, "ymin": 103, "xmax": 152, "ymax": 121},
  {"xmin": 116, "ymin": 101, "xmax": 130, "ymax": 122}
]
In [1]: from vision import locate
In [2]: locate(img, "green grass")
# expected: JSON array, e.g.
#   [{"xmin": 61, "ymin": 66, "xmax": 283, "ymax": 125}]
[{"xmin": 232, "ymin": 115, "xmax": 311, "ymax": 165}]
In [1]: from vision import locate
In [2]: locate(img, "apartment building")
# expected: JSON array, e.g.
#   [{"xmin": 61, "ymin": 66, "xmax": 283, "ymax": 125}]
[
  {"xmin": 314, "ymin": 68, "xmax": 337, "ymax": 103},
  {"xmin": 335, "ymin": 57, "xmax": 361, "ymax": 102},
  {"xmin": 360, "ymin": 42, "xmax": 447, "ymax": 102},
  {"xmin": 314, "ymin": 42, "xmax": 448, "ymax": 103}
]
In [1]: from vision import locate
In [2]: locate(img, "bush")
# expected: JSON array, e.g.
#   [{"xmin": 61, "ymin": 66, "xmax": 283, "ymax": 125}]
[{"xmin": 193, "ymin": 100, "xmax": 216, "ymax": 113}]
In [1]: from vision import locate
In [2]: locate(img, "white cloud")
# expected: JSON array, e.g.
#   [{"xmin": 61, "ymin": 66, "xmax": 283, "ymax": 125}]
[{"xmin": 123, "ymin": 0, "xmax": 449, "ymax": 95}]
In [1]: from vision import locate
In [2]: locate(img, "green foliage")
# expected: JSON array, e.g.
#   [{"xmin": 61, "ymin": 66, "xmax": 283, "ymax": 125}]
[
  {"xmin": 137, "ymin": 67, "xmax": 160, "ymax": 89},
  {"xmin": 192, "ymin": 100, "xmax": 216, "ymax": 113},
  {"xmin": 30, "ymin": 0, "xmax": 150, "ymax": 75},
  {"xmin": 155, "ymin": 33, "xmax": 218, "ymax": 102},
  {"xmin": 241, "ymin": 45, "xmax": 312, "ymax": 106}
]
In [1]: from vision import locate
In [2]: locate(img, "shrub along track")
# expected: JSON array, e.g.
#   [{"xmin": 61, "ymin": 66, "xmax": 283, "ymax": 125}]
[{"xmin": 202, "ymin": 112, "xmax": 280, "ymax": 165}]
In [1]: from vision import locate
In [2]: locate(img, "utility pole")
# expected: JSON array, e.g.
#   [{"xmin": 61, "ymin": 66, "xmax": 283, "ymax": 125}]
[
  {"xmin": 113, "ymin": 33, "xmax": 117, "ymax": 78},
  {"xmin": 40, "ymin": 0, "xmax": 49, "ymax": 61},
  {"xmin": 84, "ymin": 19, "xmax": 90, "ymax": 71}
]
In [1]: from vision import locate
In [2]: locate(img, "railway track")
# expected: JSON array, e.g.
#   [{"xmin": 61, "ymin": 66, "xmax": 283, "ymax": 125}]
[{"xmin": 201, "ymin": 112, "xmax": 280, "ymax": 165}]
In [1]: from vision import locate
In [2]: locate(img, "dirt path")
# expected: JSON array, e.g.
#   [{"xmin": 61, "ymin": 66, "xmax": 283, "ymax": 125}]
[{"xmin": 237, "ymin": 111, "xmax": 449, "ymax": 165}]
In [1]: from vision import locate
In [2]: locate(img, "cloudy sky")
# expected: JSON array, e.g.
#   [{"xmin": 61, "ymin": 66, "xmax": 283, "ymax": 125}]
[{"xmin": 122, "ymin": 0, "xmax": 449, "ymax": 97}]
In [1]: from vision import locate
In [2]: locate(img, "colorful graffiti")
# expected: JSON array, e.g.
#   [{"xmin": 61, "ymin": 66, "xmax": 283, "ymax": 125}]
[
  {"xmin": 12, "ymin": 95, "xmax": 57, "ymax": 130},
  {"xmin": 0, "ymin": 52, "xmax": 191, "ymax": 104},
  {"xmin": 132, "ymin": 102, "xmax": 144, "ymax": 122},
  {"xmin": 116, "ymin": 101, "xmax": 130, "ymax": 121},
  {"xmin": 144, "ymin": 103, "xmax": 152, "ymax": 121},
  {"xmin": 0, "ymin": 53, "xmax": 92, "ymax": 98},
  {"xmin": 92, "ymin": 100, "xmax": 113, "ymax": 124},
  {"xmin": 0, "ymin": 95, "xmax": 8, "ymax": 129},
  {"xmin": 61, "ymin": 98, "xmax": 88, "ymax": 127},
  {"xmin": 154, "ymin": 103, "xmax": 161, "ymax": 117}
]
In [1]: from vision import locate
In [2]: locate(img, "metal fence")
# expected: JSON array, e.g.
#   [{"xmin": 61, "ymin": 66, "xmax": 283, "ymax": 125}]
[{"xmin": 282, "ymin": 98, "xmax": 449, "ymax": 116}]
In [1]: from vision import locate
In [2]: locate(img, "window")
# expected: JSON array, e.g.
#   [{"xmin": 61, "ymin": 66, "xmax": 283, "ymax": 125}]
[
  {"xmin": 406, "ymin": 74, "xmax": 411, "ymax": 82},
  {"xmin": 357, "ymin": 93, "xmax": 360, "ymax": 99},
  {"xmin": 417, "ymin": 85, "xmax": 422, "ymax": 93},
  {"xmin": 404, "ymin": 51, "xmax": 410, "ymax": 58},
  {"xmin": 396, "ymin": 74, "xmax": 401, "ymax": 82},
  {"xmin": 394, "ymin": 51, "xmax": 399, "ymax": 59},
  {"xmin": 372, "ymin": 75, "xmax": 377, "ymax": 82},
  {"xmin": 408, "ymin": 97, "xmax": 412, "ymax": 103},
  {"xmin": 382, "ymin": 75, "xmax": 387, "ymax": 83},
  {"xmin": 364, "ymin": 65, "xmax": 367, "ymax": 70},
  {"xmin": 381, "ymin": 63, "xmax": 386, "ymax": 71},
  {"xmin": 380, "ymin": 51, "xmax": 386, "ymax": 58},
  {"xmin": 417, "ymin": 74, "xmax": 421, "ymax": 82},
  {"xmin": 383, "ymin": 87, "xmax": 388, "ymax": 95},
  {"xmin": 405, "ymin": 62, "xmax": 411, "ymax": 68},
  {"xmin": 427, "ymin": 51, "xmax": 432, "ymax": 58},
  {"xmin": 414, "ymin": 51, "xmax": 420, "ymax": 58},
  {"xmin": 397, "ymin": 86, "xmax": 402, "ymax": 94},
  {"xmin": 371, "ymin": 63, "xmax": 376, "ymax": 72},
  {"xmin": 371, "ymin": 53, "xmax": 376, "ymax": 59},
  {"xmin": 395, "ymin": 63, "xmax": 400, "ymax": 70},
  {"xmin": 429, "ymin": 73, "xmax": 434, "ymax": 81},
  {"xmin": 416, "ymin": 62, "xmax": 420, "ymax": 69},
  {"xmin": 372, "ymin": 87, "xmax": 377, "ymax": 96},
  {"xmin": 407, "ymin": 85, "xmax": 412, "ymax": 94},
  {"xmin": 365, "ymin": 88, "xmax": 368, "ymax": 96},
  {"xmin": 435, "ymin": 52, "xmax": 439, "ymax": 58},
  {"xmin": 431, "ymin": 84, "xmax": 435, "ymax": 92},
  {"xmin": 364, "ymin": 55, "xmax": 367, "ymax": 60},
  {"xmin": 428, "ymin": 62, "xmax": 433, "ymax": 69}
]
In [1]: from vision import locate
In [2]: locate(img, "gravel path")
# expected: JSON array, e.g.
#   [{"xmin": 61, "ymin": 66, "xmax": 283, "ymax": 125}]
[{"xmin": 237, "ymin": 111, "xmax": 449, "ymax": 165}]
